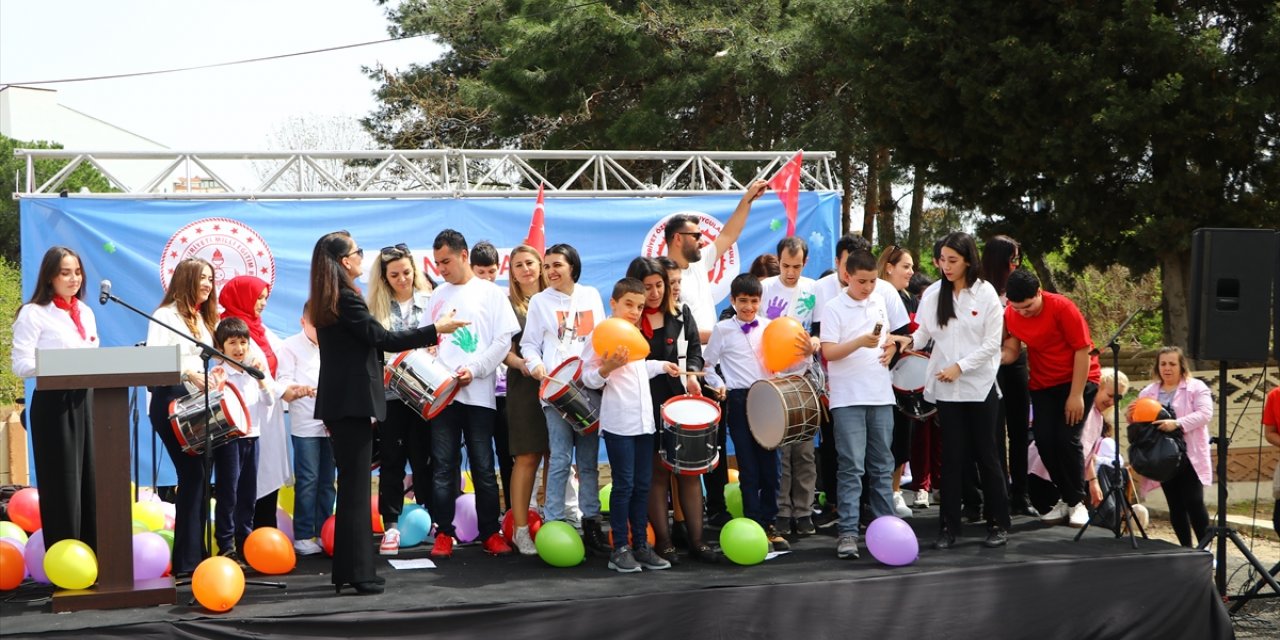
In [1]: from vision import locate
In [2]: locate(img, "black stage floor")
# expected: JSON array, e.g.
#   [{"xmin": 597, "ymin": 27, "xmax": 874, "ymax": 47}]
[{"xmin": 0, "ymin": 511, "xmax": 1232, "ymax": 640}]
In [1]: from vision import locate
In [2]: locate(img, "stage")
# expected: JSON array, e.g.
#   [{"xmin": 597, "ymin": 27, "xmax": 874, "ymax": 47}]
[{"xmin": 0, "ymin": 511, "xmax": 1232, "ymax": 639}]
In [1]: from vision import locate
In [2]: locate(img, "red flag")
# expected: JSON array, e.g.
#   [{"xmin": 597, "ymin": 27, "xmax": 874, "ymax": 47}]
[
  {"xmin": 767, "ymin": 151, "xmax": 803, "ymax": 236},
  {"xmin": 524, "ymin": 183, "xmax": 546, "ymax": 255}
]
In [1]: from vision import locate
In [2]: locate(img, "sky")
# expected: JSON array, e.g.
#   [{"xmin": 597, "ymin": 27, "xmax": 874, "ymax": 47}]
[{"xmin": 0, "ymin": 0, "xmax": 443, "ymax": 150}]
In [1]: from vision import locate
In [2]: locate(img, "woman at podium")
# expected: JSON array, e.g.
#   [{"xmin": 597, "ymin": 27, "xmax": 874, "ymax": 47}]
[{"xmin": 11, "ymin": 246, "xmax": 100, "ymax": 552}]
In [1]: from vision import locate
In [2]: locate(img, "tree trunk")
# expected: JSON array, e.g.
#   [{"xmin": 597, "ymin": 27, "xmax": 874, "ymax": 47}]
[
  {"xmin": 906, "ymin": 167, "xmax": 925, "ymax": 259},
  {"xmin": 862, "ymin": 147, "xmax": 886, "ymax": 240},
  {"xmin": 1160, "ymin": 249, "xmax": 1193, "ymax": 359},
  {"xmin": 877, "ymin": 154, "xmax": 897, "ymax": 248},
  {"xmin": 838, "ymin": 153, "xmax": 856, "ymax": 237},
  {"xmin": 1028, "ymin": 252, "xmax": 1059, "ymax": 294}
]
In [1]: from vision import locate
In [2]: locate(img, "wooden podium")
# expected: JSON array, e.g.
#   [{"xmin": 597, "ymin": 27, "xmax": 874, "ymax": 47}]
[{"xmin": 36, "ymin": 345, "xmax": 181, "ymax": 612}]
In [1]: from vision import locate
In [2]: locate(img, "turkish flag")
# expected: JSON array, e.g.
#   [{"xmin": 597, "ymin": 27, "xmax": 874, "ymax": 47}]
[
  {"xmin": 524, "ymin": 183, "xmax": 546, "ymax": 255},
  {"xmin": 767, "ymin": 151, "xmax": 803, "ymax": 236}
]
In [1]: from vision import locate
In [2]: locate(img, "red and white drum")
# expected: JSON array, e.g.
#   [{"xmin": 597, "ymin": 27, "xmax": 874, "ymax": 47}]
[
  {"xmin": 746, "ymin": 376, "xmax": 823, "ymax": 450},
  {"xmin": 169, "ymin": 382, "xmax": 251, "ymax": 456},
  {"xmin": 385, "ymin": 349, "xmax": 460, "ymax": 420},
  {"xmin": 890, "ymin": 351, "xmax": 936, "ymax": 420},
  {"xmin": 539, "ymin": 356, "xmax": 602, "ymax": 435},
  {"xmin": 659, "ymin": 395, "xmax": 722, "ymax": 475}
]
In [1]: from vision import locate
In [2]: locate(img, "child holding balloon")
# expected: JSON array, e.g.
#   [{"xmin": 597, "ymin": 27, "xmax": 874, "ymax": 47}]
[{"xmin": 583, "ymin": 277, "xmax": 681, "ymax": 573}]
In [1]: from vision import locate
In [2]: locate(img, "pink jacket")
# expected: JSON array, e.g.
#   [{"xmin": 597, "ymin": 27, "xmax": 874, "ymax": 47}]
[
  {"xmin": 1137, "ymin": 377, "xmax": 1214, "ymax": 496},
  {"xmin": 1028, "ymin": 405, "xmax": 1104, "ymax": 482}
]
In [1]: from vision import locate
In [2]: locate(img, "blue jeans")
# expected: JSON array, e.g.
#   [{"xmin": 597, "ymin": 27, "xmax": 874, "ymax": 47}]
[
  {"xmin": 831, "ymin": 404, "xmax": 895, "ymax": 536},
  {"xmin": 292, "ymin": 435, "xmax": 336, "ymax": 541},
  {"xmin": 543, "ymin": 406, "xmax": 601, "ymax": 522},
  {"xmin": 431, "ymin": 403, "xmax": 500, "ymax": 540},
  {"xmin": 603, "ymin": 432, "xmax": 654, "ymax": 549},
  {"xmin": 727, "ymin": 389, "xmax": 779, "ymax": 526},
  {"xmin": 213, "ymin": 437, "xmax": 258, "ymax": 552}
]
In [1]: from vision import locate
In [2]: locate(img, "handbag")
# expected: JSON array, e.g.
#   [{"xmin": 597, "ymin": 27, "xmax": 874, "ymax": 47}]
[{"xmin": 1126, "ymin": 420, "xmax": 1185, "ymax": 483}]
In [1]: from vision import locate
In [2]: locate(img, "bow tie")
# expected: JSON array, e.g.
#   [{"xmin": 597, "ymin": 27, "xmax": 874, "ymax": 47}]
[{"xmin": 740, "ymin": 320, "xmax": 759, "ymax": 334}]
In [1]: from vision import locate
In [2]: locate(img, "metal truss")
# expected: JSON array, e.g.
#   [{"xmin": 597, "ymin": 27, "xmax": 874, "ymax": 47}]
[{"xmin": 13, "ymin": 149, "xmax": 838, "ymax": 199}]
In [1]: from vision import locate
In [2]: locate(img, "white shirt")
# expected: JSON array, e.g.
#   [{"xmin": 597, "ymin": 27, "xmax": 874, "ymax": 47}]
[
  {"xmin": 819, "ymin": 291, "xmax": 895, "ymax": 408},
  {"xmin": 276, "ymin": 332, "xmax": 325, "ymax": 438},
  {"xmin": 760, "ymin": 275, "xmax": 819, "ymax": 331},
  {"xmin": 425, "ymin": 277, "xmax": 520, "ymax": 410},
  {"xmin": 521, "ymin": 284, "xmax": 605, "ymax": 381},
  {"xmin": 910, "ymin": 279, "xmax": 1003, "ymax": 402},
  {"xmin": 582, "ymin": 348, "xmax": 669, "ymax": 436},
  {"xmin": 213, "ymin": 364, "xmax": 276, "ymax": 439},
  {"xmin": 678, "ymin": 243, "xmax": 720, "ymax": 336},
  {"xmin": 146, "ymin": 303, "xmax": 215, "ymax": 378},
  {"xmin": 812, "ymin": 274, "xmax": 909, "ymax": 333},
  {"xmin": 12, "ymin": 300, "xmax": 99, "ymax": 378},
  {"xmin": 702, "ymin": 316, "xmax": 803, "ymax": 391}
]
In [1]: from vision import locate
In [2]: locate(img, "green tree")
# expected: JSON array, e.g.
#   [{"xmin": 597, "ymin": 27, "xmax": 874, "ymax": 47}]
[
  {"xmin": 835, "ymin": 0, "xmax": 1280, "ymax": 353},
  {"xmin": 0, "ymin": 135, "xmax": 117, "ymax": 264}
]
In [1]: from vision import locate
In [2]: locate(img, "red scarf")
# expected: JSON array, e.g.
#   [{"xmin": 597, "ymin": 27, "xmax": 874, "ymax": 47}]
[
  {"xmin": 639, "ymin": 305, "xmax": 664, "ymax": 339},
  {"xmin": 219, "ymin": 276, "xmax": 278, "ymax": 376},
  {"xmin": 52, "ymin": 296, "xmax": 86, "ymax": 340}
]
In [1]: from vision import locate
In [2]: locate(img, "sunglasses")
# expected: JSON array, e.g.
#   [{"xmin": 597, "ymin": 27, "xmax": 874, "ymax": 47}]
[
  {"xmin": 381, "ymin": 243, "xmax": 410, "ymax": 260},
  {"xmin": 346, "ymin": 247, "xmax": 364, "ymax": 258}
]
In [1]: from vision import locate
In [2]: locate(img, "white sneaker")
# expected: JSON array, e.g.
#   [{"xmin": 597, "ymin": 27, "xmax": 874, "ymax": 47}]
[
  {"xmin": 1039, "ymin": 501, "xmax": 1069, "ymax": 525},
  {"xmin": 1132, "ymin": 504, "xmax": 1150, "ymax": 530},
  {"xmin": 913, "ymin": 489, "xmax": 931, "ymax": 509},
  {"xmin": 293, "ymin": 538, "xmax": 323, "ymax": 556},
  {"xmin": 379, "ymin": 527, "xmax": 401, "ymax": 556},
  {"xmin": 1067, "ymin": 502, "xmax": 1089, "ymax": 528},
  {"xmin": 513, "ymin": 525, "xmax": 538, "ymax": 556},
  {"xmin": 893, "ymin": 491, "xmax": 913, "ymax": 518}
]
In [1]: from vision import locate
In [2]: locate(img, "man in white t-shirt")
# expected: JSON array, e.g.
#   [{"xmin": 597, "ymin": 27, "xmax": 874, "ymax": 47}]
[{"xmin": 425, "ymin": 229, "xmax": 520, "ymax": 559}]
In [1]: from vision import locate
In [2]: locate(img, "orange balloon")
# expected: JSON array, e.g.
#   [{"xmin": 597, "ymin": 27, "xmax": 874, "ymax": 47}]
[
  {"xmin": 242, "ymin": 527, "xmax": 296, "ymax": 575},
  {"xmin": 592, "ymin": 318, "xmax": 650, "ymax": 361},
  {"xmin": 0, "ymin": 541, "xmax": 23, "ymax": 591},
  {"xmin": 762, "ymin": 316, "xmax": 807, "ymax": 372},
  {"xmin": 192, "ymin": 556, "xmax": 245, "ymax": 613},
  {"xmin": 1129, "ymin": 397, "xmax": 1164, "ymax": 423},
  {"xmin": 727, "ymin": 467, "xmax": 740, "ymax": 484},
  {"xmin": 609, "ymin": 523, "xmax": 656, "ymax": 548}
]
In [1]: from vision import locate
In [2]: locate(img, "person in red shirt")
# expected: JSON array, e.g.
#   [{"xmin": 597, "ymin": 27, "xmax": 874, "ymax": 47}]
[
  {"xmin": 1001, "ymin": 269, "xmax": 1101, "ymax": 528},
  {"xmin": 1263, "ymin": 386, "xmax": 1280, "ymax": 536}
]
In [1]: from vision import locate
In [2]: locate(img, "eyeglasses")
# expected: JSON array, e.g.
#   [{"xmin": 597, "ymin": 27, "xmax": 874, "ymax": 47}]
[
  {"xmin": 381, "ymin": 243, "xmax": 410, "ymax": 260},
  {"xmin": 346, "ymin": 247, "xmax": 364, "ymax": 258}
]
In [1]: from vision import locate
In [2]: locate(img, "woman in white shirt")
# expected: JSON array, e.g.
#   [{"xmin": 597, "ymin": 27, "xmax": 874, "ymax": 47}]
[
  {"xmin": 910, "ymin": 232, "xmax": 1009, "ymax": 550},
  {"xmin": 11, "ymin": 246, "xmax": 99, "ymax": 552},
  {"xmin": 145, "ymin": 257, "xmax": 221, "ymax": 577}
]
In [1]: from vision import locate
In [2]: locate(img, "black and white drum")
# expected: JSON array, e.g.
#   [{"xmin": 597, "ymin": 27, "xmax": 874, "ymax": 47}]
[
  {"xmin": 169, "ymin": 382, "xmax": 251, "ymax": 456},
  {"xmin": 890, "ymin": 351, "xmax": 936, "ymax": 420},
  {"xmin": 659, "ymin": 395, "xmax": 721, "ymax": 475},
  {"xmin": 385, "ymin": 349, "xmax": 460, "ymax": 420},
  {"xmin": 539, "ymin": 356, "xmax": 602, "ymax": 435}
]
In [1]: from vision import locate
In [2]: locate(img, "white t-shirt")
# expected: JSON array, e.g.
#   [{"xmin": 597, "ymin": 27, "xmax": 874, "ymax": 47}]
[
  {"xmin": 812, "ymin": 273, "xmax": 909, "ymax": 334},
  {"xmin": 213, "ymin": 365, "xmax": 276, "ymax": 439},
  {"xmin": 276, "ymin": 332, "xmax": 325, "ymax": 438},
  {"xmin": 760, "ymin": 275, "xmax": 819, "ymax": 331},
  {"xmin": 678, "ymin": 243, "xmax": 720, "ymax": 336},
  {"xmin": 582, "ymin": 348, "xmax": 668, "ymax": 437},
  {"xmin": 819, "ymin": 290, "xmax": 895, "ymax": 408},
  {"xmin": 425, "ymin": 277, "xmax": 520, "ymax": 410}
]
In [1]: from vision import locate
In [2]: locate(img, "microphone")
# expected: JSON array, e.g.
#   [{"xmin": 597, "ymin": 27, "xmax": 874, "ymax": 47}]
[{"xmin": 98, "ymin": 280, "xmax": 112, "ymax": 305}]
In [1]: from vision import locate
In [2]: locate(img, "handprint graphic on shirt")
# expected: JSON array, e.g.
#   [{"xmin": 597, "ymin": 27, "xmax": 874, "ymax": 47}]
[
  {"xmin": 766, "ymin": 296, "xmax": 788, "ymax": 320},
  {"xmin": 452, "ymin": 326, "xmax": 479, "ymax": 354},
  {"xmin": 797, "ymin": 293, "xmax": 816, "ymax": 317}
]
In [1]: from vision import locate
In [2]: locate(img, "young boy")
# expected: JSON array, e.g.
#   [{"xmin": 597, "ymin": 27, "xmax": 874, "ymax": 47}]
[
  {"xmin": 819, "ymin": 250, "xmax": 899, "ymax": 560},
  {"xmin": 471, "ymin": 240, "xmax": 514, "ymax": 511},
  {"xmin": 275, "ymin": 302, "xmax": 328, "ymax": 555},
  {"xmin": 704, "ymin": 273, "xmax": 817, "ymax": 551},
  {"xmin": 583, "ymin": 277, "xmax": 680, "ymax": 573}
]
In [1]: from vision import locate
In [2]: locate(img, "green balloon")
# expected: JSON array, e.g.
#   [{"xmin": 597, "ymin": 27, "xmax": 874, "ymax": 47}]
[
  {"xmin": 599, "ymin": 483, "xmax": 612, "ymax": 515},
  {"xmin": 817, "ymin": 491, "xmax": 828, "ymax": 507},
  {"xmin": 724, "ymin": 482, "xmax": 744, "ymax": 518},
  {"xmin": 535, "ymin": 520, "xmax": 586, "ymax": 568},
  {"xmin": 720, "ymin": 517, "xmax": 769, "ymax": 566},
  {"xmin": 132, "ymin": 519, "xmax": 149, "ymax": 534},
  {"xmin": 155, "ymin": 528, "xmax": 175, "ymax": 552}
]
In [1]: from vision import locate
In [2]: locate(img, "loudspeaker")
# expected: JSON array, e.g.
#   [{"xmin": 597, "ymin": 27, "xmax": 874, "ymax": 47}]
[
  {"xmin": 1188, "ymin": 228, "xmax": 1276, "ymax": 362},
  {"xmin": 1274, "ymin": 231, "xmax": 1280, "ymax": 360}
]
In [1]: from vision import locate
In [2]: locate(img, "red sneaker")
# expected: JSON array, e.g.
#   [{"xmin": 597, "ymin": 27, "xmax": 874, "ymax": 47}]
[
  {"xmin": 482, "ymin": 532, "xmax": 514, "ymax": 556},
  {"xmin": 430, "ymin": 533, "xmax": 454, "ymax": 559}
]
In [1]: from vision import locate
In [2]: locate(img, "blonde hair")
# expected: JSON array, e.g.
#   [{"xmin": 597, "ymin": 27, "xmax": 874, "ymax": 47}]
[
  {"xmin": 1099, "ymin": 367, "xmax": 1130, "ymax": 395},
  {"xmin": 507, "ymin": 245, "xmax": 546, "ymax": 316},
  {"xmin": 367, "ymin": 250, "xmax": 431, "ymax": 328}
]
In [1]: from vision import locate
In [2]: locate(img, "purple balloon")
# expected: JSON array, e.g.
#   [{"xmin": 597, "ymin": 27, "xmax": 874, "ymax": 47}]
[
  {"xmin": 24, "ymin": 530, "xmax": 50, "ymax": 584},
  {"xmin": 132, "ymin": 532, "xmax": 170, "ymax": 580},
  {"xmin": 865, "ymin": 515, "xmax": 919, "ymax": 566},
  {"xmin": 275, "ymin": 507, "xmax": 294, "ymax": 541},
  {"xmin": 453, "ymin": 494, "xmax": 479, "ymax": 543}
]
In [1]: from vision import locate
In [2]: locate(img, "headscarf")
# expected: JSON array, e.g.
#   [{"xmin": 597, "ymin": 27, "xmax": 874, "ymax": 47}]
[{"xmin": 219, "ymin": 275, "xmax": 278, "ymax": 376}]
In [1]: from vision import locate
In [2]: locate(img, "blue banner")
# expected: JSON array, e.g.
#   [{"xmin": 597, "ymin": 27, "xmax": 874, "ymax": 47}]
[{"xmin": 20, "ymin": 193, "xmax": 840, "ymax": 485}]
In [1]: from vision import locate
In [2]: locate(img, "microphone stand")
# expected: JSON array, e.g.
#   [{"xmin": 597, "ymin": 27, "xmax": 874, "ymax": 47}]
[
  {"xmin": 1074, "ymin": 307, "xmax": 1148, "ymax": 547},
  {"xmin": 100, "ymin": 291, "xmax": 284, "ymax": 596}
]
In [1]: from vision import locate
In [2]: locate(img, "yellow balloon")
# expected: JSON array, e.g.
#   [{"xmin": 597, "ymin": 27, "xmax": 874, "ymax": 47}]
[
  {"xmin": 132, "ymin": 501, "xmax": 165, "ymax": 531},
  {"xmin": 44, "ymin": 539, "xmax": 98, "ymax": 590},
  {"xmin": 278, "ymin": 485, "xmax": 295, "ymax": 516},
  {"xmin": 591, "ymin": 318, "xmax": 650, "ymax": 361},
  {"xmin": 762, "ymin": 316, "xmax": 807, "ymax": 372},
  {"xmin": 461, "ymin": 470, "xmax": 474, "ymax": 494}
]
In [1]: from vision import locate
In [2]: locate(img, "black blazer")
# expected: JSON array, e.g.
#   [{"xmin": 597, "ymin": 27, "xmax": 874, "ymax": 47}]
[
  {"xmin": 314, "ymin": 287, "xmax": 439, "ymax": 423},
  {"xmin": 648, "ymin": 304, "xmax": 704, "ymax": 403}
]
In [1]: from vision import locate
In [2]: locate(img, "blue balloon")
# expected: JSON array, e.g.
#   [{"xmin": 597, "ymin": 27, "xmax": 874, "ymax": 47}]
[{"xmin": 399, "ymin": 508, "xmax": 433, "ymax": 548}]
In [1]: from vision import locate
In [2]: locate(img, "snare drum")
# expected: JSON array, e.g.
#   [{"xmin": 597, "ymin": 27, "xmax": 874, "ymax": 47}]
[
  {"xmin": 169, "ymin": 383, "xmax": 251, "ymax": 456},
  {"xmin": 385, "ymin": 349, "xmax": 460, "ymax": 420},
  {"xmin": 891, "ymin": 351, "xmax": 936, "ymax": 420},
  {"xmin": 539, "ymin": 357, "xmax": 602, "ymax": 435},
  {"xmin": 746, "ymin": 376, "xmax": 823, "ymax": 450},
  {"xmin": 659, "ymin": 395, "xmax": 722, "ymax": 475}
]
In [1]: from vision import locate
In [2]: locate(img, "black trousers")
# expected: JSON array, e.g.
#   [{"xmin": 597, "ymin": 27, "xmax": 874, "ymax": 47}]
[
  {"xmin": 703, "ymin": 398, "xmax": 731, "ymax": 514},
  {"xmin": 996, "ymin": 352, "xmax": 1031, "ymax": 499},
  {"xmin": 1030, "ymin": 381, "xmax": 1098, "ymax": 508},
  {"xmin": 150, "ymin": 384, "xmax": 211, "ymax": 574},
  {"xmin": 817, "ymin": 406, "xmax": 838, "ymax": 509},
  {"xmin": 375, "ymin": 400, "xmax": 433, "ymax": 526},
  {"xmin": 937, "ymin": 387, "xmax": 1010, "ymax": 533},
  {"xmin": 327, "ymin": 416, "xmax": 378, "ymax": 585},
  {"xmin": 253, "ymin": 490, "xmax": 279, "ymax": 529},
  {"xmin": 494, "ymin": 396, "xmax": 512, "ymax": 511},
  {"xmin": 1161, "ymin": 462, "xmax": 1209, "ymax": 547},
  {"xmin": 29, "ymin": 389, "xmax": 96, "ymax": 551}
]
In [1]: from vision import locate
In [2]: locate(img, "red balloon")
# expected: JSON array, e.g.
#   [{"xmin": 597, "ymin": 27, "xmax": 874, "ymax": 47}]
[
  {"xmin": 8, "ymin": 488, "xmax": 41, "ymax": 533},
  {"xmin": 320, "ymin": 515, "xmax": 336, "ymax": 557},
  {"xmin": 371, "ymin": 500, "xmax": 384, "ymax": 535},
  {"xmin": 0, "ymin": 541, "xmax": 23, "ymax": 591},
  {"xmin": 501, "ymin": 509, "xmax": 543, "ymax": 544}
]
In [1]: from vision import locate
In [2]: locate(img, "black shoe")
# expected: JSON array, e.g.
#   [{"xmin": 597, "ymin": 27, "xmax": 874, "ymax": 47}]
[
  {"xmin": 984, "ymin": 527, "xmax": 1008, "ymax": 548},
  {"xmin": 934, "ymin": 528, "xmax": 957, "ymax": 550},
  {"xmin": 776, "ymin": 517, "xmax": 794, "ymax": 536},
  {"xmin": 336, "ymin": 581, "xmax": 385, "ymax": 595},
  {"xmin": 961, "ymin": 505, "xmax": 982, "ymax": 523},
  {"xmin": 690, "ymin": 543, "xmax": 720, "ymax": 564},
  {"xmin": 706, "ymin": 511, "xmax": 733, "ymax": 529},
  {"xmin": 656, "ymin": 543, "xmax": 680, "ymax": 566},
  {"xmin": 581, "ymin": 517, "xmax": 612, "ymax": 558},
  {"xmin": 1010, "ymin": 495, "xmax": 1039, "ymax": 518},
  {"xmin": 794, "ymin": 516, "xmax": 816, "ymax": 536},
  {"xmin": 813, "ymin": 509, "xmax": 839, "ymax": 529}
]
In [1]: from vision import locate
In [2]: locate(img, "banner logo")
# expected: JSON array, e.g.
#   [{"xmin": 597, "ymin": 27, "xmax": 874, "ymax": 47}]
[
  {"xmin": 641, "ymin": 211, "xmax": 739, "ymax": 304},
  {"xmin": 160, "ymin": 217, "xmax": 276, "ymax": 290}
]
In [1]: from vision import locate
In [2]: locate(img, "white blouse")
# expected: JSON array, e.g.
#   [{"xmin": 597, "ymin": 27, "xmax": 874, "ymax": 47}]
[
  {"xmin": 145, "ymin": 303, "xmax": 215, "ymax": 379},
  {"xmin": 11, "ymin": 300, "xmax": 99, "ymax": 378}
]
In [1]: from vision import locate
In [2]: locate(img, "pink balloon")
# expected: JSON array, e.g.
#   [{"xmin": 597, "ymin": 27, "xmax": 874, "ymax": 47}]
[
  {"xmin": 24, "ymin": 530, "xmax": 50, "ymax": 584},
  {"xmin": 453, "ymin": 494, "xmax": 479, "ymax": 543},
  {"xmin": 132, "ymin": 532, "xmax": 170, "ymax": 580},
  {"xmin": 865, "ymin": 515, "xmax": 919, "ymax": 566}
]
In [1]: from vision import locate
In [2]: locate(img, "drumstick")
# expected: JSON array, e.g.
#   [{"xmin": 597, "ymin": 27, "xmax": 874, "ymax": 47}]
[{"xmin": 682, "ymin": 370, "xmax": 708, "ymax": 377}]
